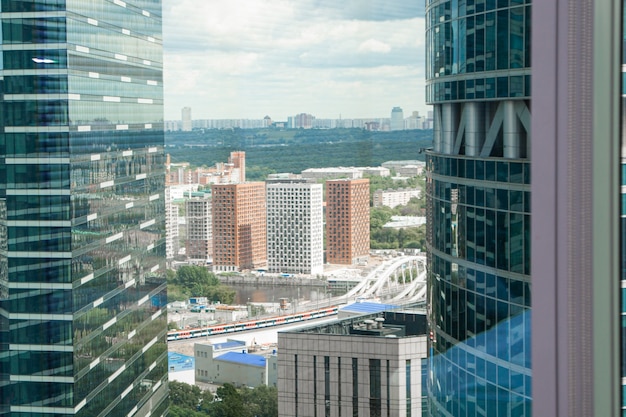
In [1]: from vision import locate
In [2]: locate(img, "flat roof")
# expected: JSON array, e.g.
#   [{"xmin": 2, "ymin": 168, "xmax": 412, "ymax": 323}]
[
  {"xmin": 340, "ymin": 302, "xmax": 400, "ymax": 315},
  {"xmin": 212, "ymin": 340, "xmax": 246, "ymax": 351},
  {"xmin": 216, "ymin": 352, "xmax": 266, "ymax": 367}
]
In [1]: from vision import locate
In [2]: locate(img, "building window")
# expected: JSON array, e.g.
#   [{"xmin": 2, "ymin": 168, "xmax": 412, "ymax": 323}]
[
  {"xmin": 406, "ymin": 360, "xmax": 411, "ymax": 417},
  {"xmin": 325, "ymin": 356, "xmax": 331, "ymax": 417},
  {"xmin": 370, "ymin": 359, "xmax": 382, "ymax": 417},
  {"xmin": 352, "ymin": 358, "xmax": 358, "ymax": 417},
  {"xmin": 387, "ymin": 360, "xmax": 391, "ymax": 417},
  {"xmin": 338, "ymin": 357, "xmax": 342, "ymax": 417},
  {"xmin": 295, "ymin": 354, "xmax": 299, "ymax": 417},
  {"xmin": 314, "ymin": 355, "xmax": 318, "ymax": 417}
]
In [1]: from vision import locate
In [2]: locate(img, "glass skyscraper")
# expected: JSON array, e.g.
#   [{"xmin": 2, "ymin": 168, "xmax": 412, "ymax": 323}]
[
  {"xmin": 425, "ymin": 1, "xmax": 532, "ymax": 416},
  {"xmin": 0, "ymin": 1, "xmax": 168, "ymax": 416}
]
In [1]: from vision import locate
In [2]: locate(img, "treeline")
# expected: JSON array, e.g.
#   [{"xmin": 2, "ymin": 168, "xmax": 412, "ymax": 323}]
[
  {"xmin": 167, "ymin": 266, "xmax": 235, "ymax": 304},
  {"xmin": 166, "ymin": 128, "xmax": 433, "ymax": 180},
  {"xmin": 169, "ymin": 381, "xmax": 277, "ymax": 417}
]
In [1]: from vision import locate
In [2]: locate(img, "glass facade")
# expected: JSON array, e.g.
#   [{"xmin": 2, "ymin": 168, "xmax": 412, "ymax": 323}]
[
  {"xmin": 0, "ymin": 1, "xmax": 168, "ymax": 416},
  {"xmin": 425, "ymin": 1, "xmax": 532, "ymax": 416}
]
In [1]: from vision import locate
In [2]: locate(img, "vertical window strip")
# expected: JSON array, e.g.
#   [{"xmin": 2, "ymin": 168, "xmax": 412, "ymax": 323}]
[
  {"xmin": 353, "ymin": 358, "xmax": 359, "ymax": 417},
  {"xmin": 325, "ymin": 356, "xmax": 331, "ymax": 417},
  {"xmin": 314, "ymin": 355, "xmax": 317, "ymax": 417},
  {"xmin": 294, "ymin": 354, "xmax": 298, "ymax": 417},
  {"xmin": 338, "ymin": 357, "xmax": 342, "ymax": 417},
  {"xmin": 406, "ymin": 359, "xmax": 411, "ymax": 417}
]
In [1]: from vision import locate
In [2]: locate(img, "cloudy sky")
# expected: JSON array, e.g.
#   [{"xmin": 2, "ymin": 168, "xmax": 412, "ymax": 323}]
[{"xmin": 162, "ymin": 1, "xmax": 426, "ymax": 121}]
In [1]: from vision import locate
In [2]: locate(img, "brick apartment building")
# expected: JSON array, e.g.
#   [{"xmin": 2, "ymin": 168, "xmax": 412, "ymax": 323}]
[
  {"xmin": 212, "ymin": 182, "xmax": 267, "ymax": 272},
  {"xmin": 326, "ymin": 178, "xmax": 370, "ymax": 265}
]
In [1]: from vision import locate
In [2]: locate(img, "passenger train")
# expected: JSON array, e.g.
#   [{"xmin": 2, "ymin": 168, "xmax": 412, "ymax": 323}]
[{"xmin": 167, "ymin": 306, "xmax": 338, "ymax": 341}]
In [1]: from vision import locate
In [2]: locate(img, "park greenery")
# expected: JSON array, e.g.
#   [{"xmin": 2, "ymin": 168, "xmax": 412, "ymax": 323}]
[
  {"xmin": 166, "ymin": 128, "xmax": 432, "ymax": 180},
  {"xmin": 370, "ymin": 201, "xmax": 427, "ymax": 250},
  {"xmin": 168, "ymin": 381, "xmax": 278, "ymax": 417},
  {"xmin": 166, "ymin": 265, "xmax": 236, "ymax": 304},
  {"xmin": 368, "ymin": 173, "xmax": 427, "ymax": 251}
]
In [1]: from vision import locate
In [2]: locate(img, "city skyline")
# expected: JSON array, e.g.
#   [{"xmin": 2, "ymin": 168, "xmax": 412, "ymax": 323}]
[{"xmin": 162, "ymin": 0, "xmax": 427, "ymax": 121}]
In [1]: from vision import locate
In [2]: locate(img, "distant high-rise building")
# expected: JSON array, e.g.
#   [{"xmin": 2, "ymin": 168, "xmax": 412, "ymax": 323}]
[
  {"xmin": 390, "ymin": 106, "xmax": 404, "ymax": 130},
  {"xmin": 294, "ymin": 113, "xmax": 314, "ymax": 129},
  {"xmin": 266, "ymin": 180, "xmax": 324, "ymax": 275},
  {"xmin": 182, "ymin": 106, "xmax": 192, "ymax": 131},
  {"xmin": 326, "ymin": 179, "xmax": 370, "ymax": 265},
  {"xmin": 425, "ymin": 1, "xmax": 532, "ymax": 416},
  {"xmin": 228, "ymin": 151, "xmax": 246, "ymax": 183},
  {"xmin": 212, "ymin": 183, "xmax": 267, "ymax": 272},
  {"xmin": 0, "ymin": 1, "xmax": 168, "ymax": 415},
  {"xmin": 185, "ymin": 192, "xmax": 212, "ymax": 264}
]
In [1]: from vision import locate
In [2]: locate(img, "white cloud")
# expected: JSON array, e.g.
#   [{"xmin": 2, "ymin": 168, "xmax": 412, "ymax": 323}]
[
  {"xmin": 163, "ymin": 1, "xmax": 428, "ymax": 120},
  {"xmin": 358, "ymin": 39, "xmax": 391, "ymax": 54}
]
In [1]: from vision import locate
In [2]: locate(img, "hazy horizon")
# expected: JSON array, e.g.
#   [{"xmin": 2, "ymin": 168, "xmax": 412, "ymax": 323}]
[{"xmin": 162, "ymin": 1, "xmax": 427, "ymax": 121}]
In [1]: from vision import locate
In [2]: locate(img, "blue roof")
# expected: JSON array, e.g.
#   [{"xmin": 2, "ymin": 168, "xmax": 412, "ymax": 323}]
[
  {"xmin": 340, "ymin": 302, "xmax": 400, "ymax": 315},
  {"xmin": 216, "ymin": 352, "xmax": 266, "ymax": 367},
  {"xmin": 213, "ymin": 340, "xmax": 246, "ymax": 351},
  {"xmin": 168, "ymin": 352, "xmax": 195, "ymax": 372}
]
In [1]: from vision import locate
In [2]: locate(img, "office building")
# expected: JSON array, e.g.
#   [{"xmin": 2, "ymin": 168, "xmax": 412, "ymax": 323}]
[
  {"xmin": 326, "ymin": 179, "xmax": 370, "ymax": 265},
  {"xmin": 212, "ymin": 183, "xmax": 267, "ymax": 272},
  {"xmin": 382, "ymin": 160, "xmax": 426, "ymax": 176},
  {"xmin": 390, "ymin": 106, "xmax": 404, "ymax": 130},
  {"xmin": 373, "ymin": 188, "xmax": 421, "ymax": 209},
  {"xmin": 266, "ymin": 180, "xmax": 324, "ymax": 275},
  {"xmin": 301, "ymin": 167, "xmax": 362, "ymax": 180},
  {"xmin": 195, "ymin": 341, "xmax": 278, "ymax": 388},
  {"xmin": 181, "ymin": 106, "xmax": 192, "ymax": 131},
  {"xmin": 278, "ymin": 309, "xmax": 428, "ymax": 417},
  {"xmin": 0, "ymin": 1, "xmax": 168, "ymax": 416},
  {"xmin": 425, "ymin": 1, "xmax": 532, "ymax": 416},
  {"xmin": 532, "ymin": 2, "xmax": 622, "ymax": 417},
  {"xmin": 185, "ymin": 191, "xmax": 212, "ymax": 264}
]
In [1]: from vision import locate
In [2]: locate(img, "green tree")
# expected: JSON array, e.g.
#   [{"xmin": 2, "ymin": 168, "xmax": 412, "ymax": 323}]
[
  {"xmin": 175, "ymin": 265, "xmax": 219, "ymax": 287},
  {"xmin": 211, "ymin": 383, "xmax": 248, "ymax": 417},
  {"xmin": 197, "ymin": 389, "xmax": 215, "ymax": 414},
  {"xmin": 169, "ymin": 381, "xmax": 202, "ymax": 410},
  {"xmin": 240, "ymin": 385, "xmax": 278, "ymax": 417},
  {"xmin": 205, "ymin": 285, "xmax": 236, "ymax": 305},
  {"xmin": 168, "ymin": 405, "xmax": 205, "ymax": 417},
  {"xmin": 370, "ymin": 207, "xmax": 395, "ymax": 229}
]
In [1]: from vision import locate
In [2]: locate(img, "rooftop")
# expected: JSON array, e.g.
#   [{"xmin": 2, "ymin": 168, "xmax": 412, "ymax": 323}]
[
  {"xmin": 340, "ymin": 301, "xmax": 400, "ymax": 315},
  {"xmin": 212, "ymin": 340, "xmax": 246, "ymax": 351},
  {"xmin": 216, "ymin": 351, "xmax": 266, "ymax": 367},
  {"xmin": 283, "ymin": 308, "xmax": 428, "ymax": 338}
]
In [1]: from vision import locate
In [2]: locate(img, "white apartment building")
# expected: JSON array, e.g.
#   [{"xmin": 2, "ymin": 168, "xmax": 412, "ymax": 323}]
[
  {"xmin": 373, "ymin": 188, "xmax": 422, "ymax": 209},
  {"xmin": 181, "ymin": 106, "xmax": 192, "ymax": 131},
  {"xmin": 266, "ymin": 180, "xmax": 324, "ymax": 275},
  {"xmin": 185, "ymin": 193, "xmax": 212, "ymax": 263},
  {"xmin": 301, "ymin": 167, "xmax": 362, "ymax": 180},
  {"xmin": 165, "ymin": 187, "xmax": 179, "ymax": 260}
]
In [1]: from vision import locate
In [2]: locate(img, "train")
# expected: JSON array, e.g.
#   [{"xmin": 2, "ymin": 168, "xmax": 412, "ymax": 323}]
[{"xmin": 167, "ymin": 306, "xmax": 338, "ymax": 341}]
